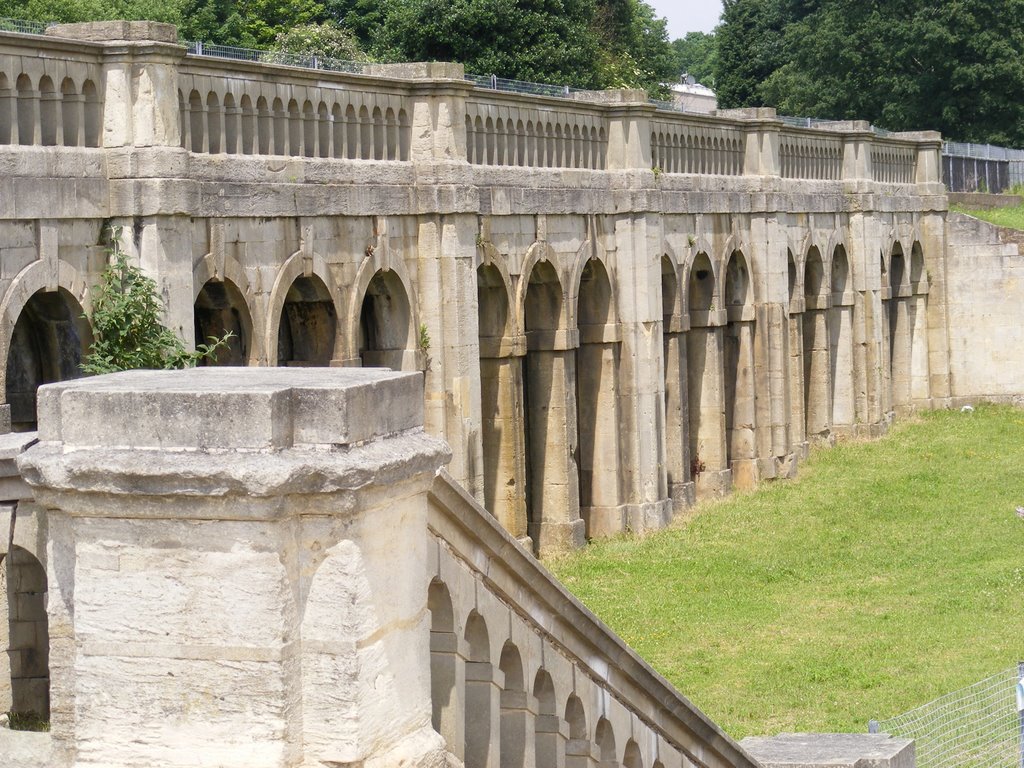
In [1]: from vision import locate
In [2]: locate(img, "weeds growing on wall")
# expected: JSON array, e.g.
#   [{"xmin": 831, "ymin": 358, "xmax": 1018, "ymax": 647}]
[{"xmin": 83, "ymin": 228, "xmax": 231, "ymax": 373}]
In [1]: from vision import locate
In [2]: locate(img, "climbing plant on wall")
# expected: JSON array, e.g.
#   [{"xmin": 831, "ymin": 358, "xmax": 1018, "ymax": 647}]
[{"xmin": 83, "ymin": 229, "xmax": 230, "ymax": 373}]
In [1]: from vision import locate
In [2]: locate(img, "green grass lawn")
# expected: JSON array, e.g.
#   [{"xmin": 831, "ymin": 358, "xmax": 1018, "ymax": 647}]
[
  {"xmin": 549, "ymin": 405, "xmax": 1024, "ymax": 739},
  {"xmin": 951, "ymin": 201, "xmax": 1024, "ymax": 230}
]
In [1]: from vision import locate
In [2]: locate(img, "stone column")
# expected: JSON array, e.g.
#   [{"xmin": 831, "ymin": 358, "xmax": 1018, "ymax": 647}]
[{"xmin": 18, "ymin": 368, "xmax": 453, "ymax": 768}]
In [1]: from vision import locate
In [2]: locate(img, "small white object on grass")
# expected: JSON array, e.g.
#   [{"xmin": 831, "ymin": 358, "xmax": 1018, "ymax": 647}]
[
  {"xmin": 961, "ymin": 404, "xmax": 975, "ymax": 413},
  {"xmin": 1016, "ymin": 506, "xmax": 1024, "ymax": 518}
]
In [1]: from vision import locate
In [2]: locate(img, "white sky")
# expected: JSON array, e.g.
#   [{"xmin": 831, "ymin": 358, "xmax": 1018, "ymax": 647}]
[{"xmin": 646, "ymin": 0, "xmax": 724, "ymax": 39}]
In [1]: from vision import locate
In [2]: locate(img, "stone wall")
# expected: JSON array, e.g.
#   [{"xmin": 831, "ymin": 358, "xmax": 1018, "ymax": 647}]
[{"xmin": 0, "ymin": 18, "xmax": 1013, "ymax": 572}]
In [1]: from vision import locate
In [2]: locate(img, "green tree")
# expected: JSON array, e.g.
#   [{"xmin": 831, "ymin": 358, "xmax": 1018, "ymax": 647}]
[
  {"xmin": 714, "ymin": 0, "xmax": 793, "ymax": 108},
  {"xmin": 593, "ymin": 0, "xmax": 676, "ymax": 94},
  {"xmin": 669, "ymin": 31, "xmax": 717, "ymax": 86},
  {"xmin": 0, "ymin": 0, "xmax": 184, "ymax": 24},
  {"xmin": 84, "ymin": 231, "xmax": 229, "ymax": 374},
  {"xmin": 377, "ymin": 0, "xmax": 603, "ymax": 88},
  {"xmin": 272, "ymin": 19, "xmax": 367, "ymax": 60}
]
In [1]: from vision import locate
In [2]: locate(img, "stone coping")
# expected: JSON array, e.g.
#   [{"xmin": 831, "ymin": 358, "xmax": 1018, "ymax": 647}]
[
  {"xmin": 740, "ymin": 733, "xmax": 914, "ymax": 768},
  {"xmin": 36, "ymin": 368, "xmax": 424, "ymax": 450}
]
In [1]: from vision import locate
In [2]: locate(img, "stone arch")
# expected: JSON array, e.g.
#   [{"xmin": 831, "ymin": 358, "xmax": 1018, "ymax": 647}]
[
  {"xmin": 346, "ymin": 252, "xmax": 418, "ymax": 369},
  {"xmin": 193, "ymin": 279, "xmax": 253, "ymax": 366},
  {"xmin": 464, "ymin": 611, "xmax": 492, "ymax": 768},
  {"xmin": 477, "ymin": 254, "xmax": 525, "ymax": 537},
  {"xmin": 240, "ymin": 94, "xmax": 255, "ymax": 154},
  {"xmin": 575, "ymin": 256, "xmax": 624, "ymax": 537},
  {"xmin": 686, "ymin": 250, "xmax": 724, "ymax": 492},
  {"xmin": 724, "ymin": 250, "xmax": 756, "ymax": 486},
  {"xmin": 564, "ymin": 694, "xmax": 588, "ymax": 764},
  {"xmin": 520, "ymin": 248, "xmax": 580, "ymax": 552},
  {"xmin": 357, "ymin": 269, "xmax": 414, "ymax": 370},
  {"xmin": 206, "ymin": 91, "xmax": 221, "ymax": 153},
  {"xmin": 222, "ymin": 92, "xmax": 237, "ymax": 153},
  {"xmin": 888, "ymin": 240, "xmax": 910, "ymax": 413},
  {"xmin": 830, "ymin": 244, "xmax": 855, "ymax": 433},
  {"xmin": 624, "ymin": 739, "xmax": 644, "ymax": 768},
  {"xmin": 787, "ymin": 248, "xmax": 805, "ymax": 453},
  {"xmin": 15, "ymin": 73, "xmax": 35, "ymax": 145},
  {"xmin": 38, "ymin": 75, "xmax": 56, "ymax": 146},
  {"xmin": 188, "ymin": 89, "xmax": 204, "ymax": 152},
  {"xmin": 516, "ymin": 241, "xmax": 566, "ymax": 334},
  {"xmin": 803, "ymin": 246, "xmax": 831, "ymax": 442},
  {"xmin": 595, "ymin": 717, "xmax": 617, "ymax": 766},
  {"xmin": 499, "ymin": 641, "xmax": 528, "ymax": 768},
  {"xmin": 662, "ymin": 250, "xmax": 690, "ymax": 507},
  {"xmin": 193, "ymin": 252, "xmax": 264, "ymax": 363},
  {"xmin": 0, "ymin": 259, "xmax": 92, "ymax": 430},
  {"xmin": 908, "ymin": 241, "xmax": 930, "ymax": 406},
  {"xmin": 533, "ymin": 669, "xmax": 558, "ymax": 768},
  {"xmin": 265, "ymin": 251, "xmax": 342, "ymax": 366},
  {"xmin": 4, "ymin": 545, "xmax": 49, "ymax": 721},
  {"xmin": 60, "ymin": 77, "xmax": 79, "ymax": 146},
  {"xmin": 427, "ymin": 579, "xmax": 461, "ymax": 758},
  {"xmin": 81, "ymin": 79, "xmax": 100, "ymax": 147}
]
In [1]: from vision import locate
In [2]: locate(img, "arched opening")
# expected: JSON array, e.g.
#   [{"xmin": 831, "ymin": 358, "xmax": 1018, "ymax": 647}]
[
  {"xmin": 522, "ymin": 259, "xmax": 581, "ymax": 553},
  {"xmin": 686, "ymin": 252, "xmax": 725, "ymax": 494},
  {"xmin": 428, "ymin": 580, "xmax": 462, "ymax": 761},
  {"xmin": 786, "ymin": 249, "xmax": 805, "ymax": 454},
  {"xmin": 38, "ymin": 76, "xmax": 56, "ymax": 146},
  {"xmin": 564, "ymin": 695, "xmax": 588, "ymax": 765},
  {"xmin": 661, "ymin": 255, "xmax": 690, "ymax": 511},
  {"xmin": 240, "ymin": 95, "xmax": 254, "ymax": 154},
  {"xmin": 829, "ymin": 246, "xmax": 855, "ymax": 433},
  {"xmin": 477, "ymin": 263, "xmax": 526, "ymax": 538},
  {"xmin": 206, "ymin": 91, "xmax": 221, "ymax": 154},
  {"xmin": 194, "ymin": 279, "xmax": 251, "ymax": 366},
  {"xmin": 188, "ymin": 89, "xmax": 204, "ymax": 152},
  {"xmin": 595, "ymin": 717, "xmax": 616, "ymax": 766},
  {"xmin": 358, "ymin": 269, "xmax": 413, "ymax": 370},
  {"xmin": 909, "ymin": 242, "xmax": 930, "ymax": 407},
  {"xmin": 575, "ymin": 258, "xmax": 622, "ymax": 538},
  {"xmin": 16, "ymin": 74, "xmax": 35, "ymax": 146},
  {"xmin": 60, "ymin": 78, "xmax": 79, "ymax": 147},
  {"xmin": 272, "ymin": 97, "xmax": 286, "ymax": 155},
  {"xmin": 276, "ymin": 275, "xmax": 337, "ymax": 367},
  {"xmin": 302, "ymin": 100, "xmax": 315, "ymax": 158},
  {"xmin": 803, "ymin": 246, "xmax": 831, "ymax": 442},
  {"xmin": 223, "ymin": 92, "xmax": 237, "ymax": 154},
  {"xmin": 4, "ymin": 546, "xmax": 49, "ymax": 722},
  {"xmin": 256, "ymin": 96, "xmax": 271, "ymax": 155},
  {"xmin": 81, "ymin": 79, "xmax": 100, "ymax": 147},
  {"xmin": 287, "ymin": 99, "xmax": 301, "ymax": 156},
  {"xmin": 724, "ymin": 250, "xmax": 756, "ymax": 487},
  {"xmin": 624, "ymin": 740, "xmax": 644, "ymax": 768},
  {"xmin": 464, "ymin": 612, "xmax": 493, "ymax": 768},
  {"xmin": 499, "ymin": 642, "xmax": 528, "ymax": 768},
  {"xmin": 6, "ymin": 288, "xmax": 91, "ymax": 431},
  {"xmin": 888, "ymin": 242, "xmax": 910, "ymax": 414},
  {"xmin": 533, "ymin": 670, "xmax": 559, "ymax": 768}
]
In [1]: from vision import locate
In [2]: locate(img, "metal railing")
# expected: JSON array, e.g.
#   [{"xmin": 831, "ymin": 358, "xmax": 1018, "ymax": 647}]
[
  {"xmin": 0, "ymin": 17, "xmax": 50, "ymax": 35},
  {"xmin": 870, "ymin": 664, "xmax": 1024, "ymax": 768},
  {"xmin": 184, "ymin": 41, "xmax": 367, "ymax": 75}
]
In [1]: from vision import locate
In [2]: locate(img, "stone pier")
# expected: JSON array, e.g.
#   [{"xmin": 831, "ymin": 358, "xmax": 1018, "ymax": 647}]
[{"xmin": 16, "ymin": 368, "xmax": 453, "ymax": 768}]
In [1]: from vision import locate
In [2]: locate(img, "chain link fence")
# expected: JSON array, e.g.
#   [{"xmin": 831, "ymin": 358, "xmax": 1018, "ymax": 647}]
[{"xmin": 869, "ymin": 664, "xmax": 1024, "ymax": 768}]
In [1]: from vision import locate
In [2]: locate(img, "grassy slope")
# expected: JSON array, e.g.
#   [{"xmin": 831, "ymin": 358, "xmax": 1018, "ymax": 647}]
[
  {"xmin": 550, "ymin": 406, "xmax": 1024, "ymax": 738},
  {"xmin": 951, "ymin": 202, "xmax": 1024, "ymax": 230}
]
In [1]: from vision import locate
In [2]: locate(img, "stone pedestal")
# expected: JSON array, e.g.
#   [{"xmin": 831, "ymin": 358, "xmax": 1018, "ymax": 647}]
[{"xmin": 17, "ymin": 368, "xmax": 452, "ymax": 768}]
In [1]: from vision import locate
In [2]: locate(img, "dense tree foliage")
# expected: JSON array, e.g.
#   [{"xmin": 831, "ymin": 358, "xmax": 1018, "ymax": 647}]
[
  {"xmin": 669, "ymin": 31, "xmax": 717, "ymax": 86},
  {"xmin": 716, "ymin": 0, "xmax": 1024, "ymax": 146},
  {"xmin": 0, "ymin": 0, "xmax": 677, "ymax": 95}
]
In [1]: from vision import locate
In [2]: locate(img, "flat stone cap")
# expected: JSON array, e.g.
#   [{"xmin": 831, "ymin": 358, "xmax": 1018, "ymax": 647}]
[
  {"xmin": 37, "ymin": 368, "xmax": 425, "ymax": 451},
  {"xmin": 740, "ymin": 733, "xmax": 914, "ymax": 768},
  {"xmin": 46, "ymin": 21, "xmax": 179, "ymax": 44}
]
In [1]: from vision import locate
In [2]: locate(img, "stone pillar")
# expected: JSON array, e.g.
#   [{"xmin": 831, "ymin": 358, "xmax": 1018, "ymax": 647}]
[
  {"xmin": 829, "ymin": 290, "xmax": 857, "ymax": 436},
  {"xmin": 45, "ymin": 22, "xmax": 185, "ymax": 149},
  {"xmin": 663, "ymin": 319, "xmax": 693, "ymax": 512},
  {"xmin": 466, "ymin": 660, "xmax": 502, "ymax": 768},
  {"xmin": 687, "ymin": 314, "xmax": 729, "ymax": 497},
  {"xmin": 524, "ymin": 342, "xmax": 584, "ymax": 551},
  {"xmin": 479, "ymin": 344, "xmax": 528, "ymax": 540},
  {"xmin": 17, "ymin": 368, "xmax": 453, "ymax": 768},
  {"xmin": 609, "ymin": 214, "xmax": 672, "ymax": 533}
]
